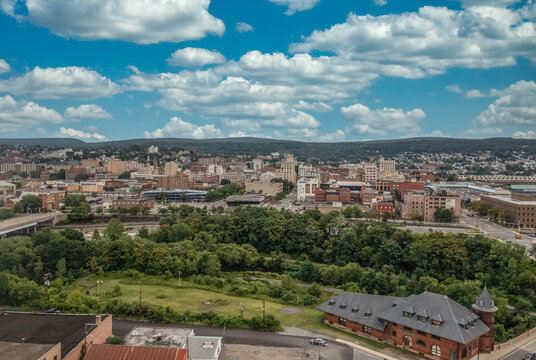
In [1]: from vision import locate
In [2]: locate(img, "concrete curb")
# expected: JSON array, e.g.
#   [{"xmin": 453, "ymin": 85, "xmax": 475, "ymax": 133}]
[{"xmin": 335, "ymin": 339, "xmax": 398, "ymax": 360}]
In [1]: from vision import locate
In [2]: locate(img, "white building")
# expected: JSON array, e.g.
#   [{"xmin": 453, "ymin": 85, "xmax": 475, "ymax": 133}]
[
  {"xmin": 252, "ymin": 159, "xmax": 263, "ymax": 172},
  {"xmin": 148, "ymin": 145, "xmax": 159, "ymax": 154},
  {"xmin": 297, "ymin": 177, "xmax": 319, "ymax": 201},
  {"xmin": 379, "ymin": 157, "xmax": 396, "ymax": 172}
]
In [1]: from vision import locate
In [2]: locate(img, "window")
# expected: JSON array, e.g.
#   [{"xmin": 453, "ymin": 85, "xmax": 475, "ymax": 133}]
[
  {"xmin": 351, "ymin": 307, "xmax": 358, "ymax": 313},
  {"xmin": 431, "ymin": 345, "xmax": 441, "ymax": 357},
  {"xmin": 392, "ymin": 331, "xmax": 397, "ymax": 337},
  {"xmin": 417, "ymin": 316, "xmax": 427, "ymax": 322},
  {"xmin": 403, "ymin": 311, "xmax": 411, "ymax": 318},
  {"xmin": 417, "ymin": 330, "xmax": 426, "ymax": 336},
  {"xmin": 416, "ymin": 340, "xmax": 426, "ymax": 347},
  {"xmin": 404, "ymin": 326, "xmax": 412, "ymax": 331},
  {"xmin": 431, "ymin": 335, "xmax": 441, "ymax": 341},
  {"xmin": 339, "ymin": 318, "xmax": 347, "ymax": 326},
  {"xmin": 432, "ymin": 320, "xmax": 441, "ymax": 326},
  {"xmin": 363, "ymin": 326, "xmax": 372, "ymax": 334},
  {"xmin": 53, "ymin": 356, "xmax": 58, "ymax": 360}
]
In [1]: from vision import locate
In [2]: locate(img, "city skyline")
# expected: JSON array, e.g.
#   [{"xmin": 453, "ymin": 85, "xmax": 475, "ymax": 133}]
[{"xmin": 1, "ymin": 0, "xmax": 536, "ymax": 141}]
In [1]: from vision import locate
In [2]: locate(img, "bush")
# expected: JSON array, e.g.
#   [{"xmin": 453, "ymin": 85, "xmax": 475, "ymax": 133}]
[{"xmin": 105, "ymin": 336, "xmax": 125, "ymax": 345}]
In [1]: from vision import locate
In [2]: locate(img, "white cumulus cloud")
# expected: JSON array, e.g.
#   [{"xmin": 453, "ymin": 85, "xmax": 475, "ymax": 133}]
[
  {"xmin": 512, "ymin": 130, "xmax": 536, "ymax": 139},
  {"xmin": 1, "ymin": 0, "xmax": 225, "ymax": 44},
  {"xmin": 0, "ymin": 59, "xmax": 10, "ymax": 74},
  {"xmin": 0, "ymin": 95, "xmax": 63, "ymax": 131},
  {"xmin": 474, "ymin": 80, "xmax": 536, "ymax": 127},
  {"xmin": 0, "ymin": 66, "xmax": 121, "ymax": 99},
  {"xmin": 64, "ymin": 104, "xmax": 112, "ymax": 120},
  {"xmin": 268, "ymin": 0, "xmax": 321, "ymax": 15},
  {"xmin": 167, "ymin": 47, "xmax": 226, "ymax": 67},
  {"xmin": 342, "ymin": 103, "xmax": 426, "ymax": 136},
  {"xmin": 373, "ymin": 0, "xmax": 387, "ymax": 6},
  {"xmin": 57, "ymin": 127, "xmax": 105, "ymax": 140},
  {"xmin": 144, "ymin": 117, "xmax": 221, "ymax": 139},
  {"xmin": 235, "ymin": 22, "xmax": 253, "ymax": 33},
  {"xmin": 290, "ymin": 5, "xmax": 536, "ymax": 77}
]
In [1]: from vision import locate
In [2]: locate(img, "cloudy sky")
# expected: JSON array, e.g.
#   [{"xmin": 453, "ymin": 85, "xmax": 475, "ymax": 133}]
[{"xmin": 1, "ymin": 0, "xmax": 535, "ymax": 142}]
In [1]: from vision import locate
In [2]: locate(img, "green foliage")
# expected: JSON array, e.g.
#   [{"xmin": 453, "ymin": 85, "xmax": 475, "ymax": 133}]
[
  {"xmin": 64, "ymin": 194, "xmax": 92, "ymax": 223},
  {"xmin": 0, "ymin": 208, "xmax": 14, "ymax": 220},
  {"xmin": 469, "ymin": 200, "xmax": 490, "ymax": 216},
  {"xmin": 409, "ymin": 212, "xmax": 424, "ymax": 221},
  {"xmin": 434, "ymin": 208, "xmax": 455, "ymax": 222},
  {"xmin": 14, "ymin": 195, "xmax": 41, "ymax": 213},
  {"xmin": 118, "ymin": 171, "xmax": 131, "ymax": 179},
  {"xmin": 207, "ymin": 183, "xmax": 244, "ymax": 202},
  {"xmin": 105, "ymin": 336, "xmax": 125, "ymax": 345},
  {"xmin": 271, "ymin": 178, "xmax": 294, "ymax": 193},
  {"xmin": 104, "ymin": 218, "xmax": 125, "ymax": 241}
]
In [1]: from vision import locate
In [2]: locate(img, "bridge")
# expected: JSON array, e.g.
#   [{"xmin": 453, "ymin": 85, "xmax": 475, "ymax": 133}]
[{"xmin": 0, "ymin": 213, "xmax": 65, "ymax": 238}]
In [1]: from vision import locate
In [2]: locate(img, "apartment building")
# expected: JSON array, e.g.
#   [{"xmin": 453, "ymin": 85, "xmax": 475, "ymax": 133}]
[
  {"xmin": 397, "ymin": 190, "xmax": 461, "ymax": 221},
  {"xmin": 164, "ymin": 161, "xmax": 179, "ymax": 176},
  {"xmin": 363, "ymin": 163, "xmax": 377, "ymax": 183},
  {"xmin": 379, "ymin": 157, "xmax": 396, "ymax": 172}
]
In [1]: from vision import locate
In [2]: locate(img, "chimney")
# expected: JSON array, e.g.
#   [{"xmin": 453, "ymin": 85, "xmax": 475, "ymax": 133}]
[{"xmin": 95, "ymin": 315, "xmax": 102, "ymax": 325}]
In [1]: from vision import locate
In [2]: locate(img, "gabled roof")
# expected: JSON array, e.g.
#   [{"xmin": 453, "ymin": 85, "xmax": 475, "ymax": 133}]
[
  {"xmin": 84, "ymin": 344, "xmax": 187, "ymax": 360},
  {"xmin": 376, "ymin": 292, "xmax": 489, "ymax": 345},
  {"xmin": 316, "ymin": 293, "xmax": 402, "ymax": 332}
]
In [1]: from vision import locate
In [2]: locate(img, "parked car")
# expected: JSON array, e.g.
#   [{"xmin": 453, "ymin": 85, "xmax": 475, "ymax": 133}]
[
  {"xmin": 45, "ymin": 308, "xmax": 60, "ymax": 313},
  {"xmin": 523, "ymin": 352, "xmax": 534, "ymax": 360},
  {"xmin": 309, "ymin": 338, "xmax": 328, "ymax": 346}
]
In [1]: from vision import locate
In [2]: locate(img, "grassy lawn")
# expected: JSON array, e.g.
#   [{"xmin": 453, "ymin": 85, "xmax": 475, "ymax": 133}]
[{"xmin": 78, "ymin": 278, "xmax": 324, "ymax": 328}]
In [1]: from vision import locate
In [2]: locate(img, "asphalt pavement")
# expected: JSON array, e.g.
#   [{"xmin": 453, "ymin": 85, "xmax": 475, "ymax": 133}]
[
  {"xmin": 113, "ymin": 319, "xmax": 365, "ymax": 359},
  {"xmin": 500, "ymin": 336, "xmax": 536, "ymax": 360}
]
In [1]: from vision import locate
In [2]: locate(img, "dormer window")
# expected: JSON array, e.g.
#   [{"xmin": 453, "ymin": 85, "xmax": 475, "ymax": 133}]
[
  {"xmin": 403, "ymin": 311, "xmax": 412, "ymax": 318},
  {"xmin": 351, "ymin": 307, "xmax": 359, "ymax": 313},
  {"xmin": 364, "ymin": 310, "xmax": 372, "ymax": 318},
  {"xmin": 432, "ymin": 320, "xmax": 441, "ymax": 326},
  {"xmin": 417, "ymin": 316, "xmax": 427, "ymax": 323},
  {"xmin": 328, "ymin": 299, "xmax": 335, "ymax": 305},
  {"xmin": 339, "ymin": 303, "xmax": 347, "ymax": 309},
  {"xmin": 479, "ymin": 300, "xmax": 483, "ymax": 306}
]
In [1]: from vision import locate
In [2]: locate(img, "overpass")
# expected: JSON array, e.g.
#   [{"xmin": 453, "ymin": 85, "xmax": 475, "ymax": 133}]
[{"xmin": 0, "ymin": 213, "xmax": 65, "ymax": 238}]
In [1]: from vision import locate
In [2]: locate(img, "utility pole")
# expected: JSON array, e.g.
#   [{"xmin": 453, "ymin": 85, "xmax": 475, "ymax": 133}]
[
  {"xmin": 97, "ymin": 280, "xmax": 103, "ymax": 298},
  {"xmin": 139, "ymin": 282, "xmax": 142, "ymax": 313},
  {"xmin": 178, "ymin": 271, "xmax": 181, "ymax": 287},
  {"xmin": 240, "ymin": 303, "xmax": 243, "ymax": 317},
  {"xmin": 262, "ymin": 300, "xmax": 266, "ymax": 323}
]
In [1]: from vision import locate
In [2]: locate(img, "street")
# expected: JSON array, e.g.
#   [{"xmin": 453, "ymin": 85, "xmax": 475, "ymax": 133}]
[
  {"xmin": 460, "ymin": 209, "xmax": 534, "ymax": 251},
  {"xmin": 500, "ymin": 337, "xmax": 536, "ymax": 360},
  {"xmin": 113, "ymin": 319, "xmax": 375, "ymax": 360}
]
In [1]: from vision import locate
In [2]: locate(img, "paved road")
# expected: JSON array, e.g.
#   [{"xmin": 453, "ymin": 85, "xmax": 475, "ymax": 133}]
[
  {"xmin": 500, "ymin": 336, "xmax": 536, "ymax": 360},
  {"xmin": 113, "ymin": 319, "xmax": 360, "ymax": 359},
  {"xmin": 0, "ymin": 212, "xmax": 58, "ymax": 235},
  {"xmin": 461, "ymin": 209, "xmax": 534, "ymax": 251}
]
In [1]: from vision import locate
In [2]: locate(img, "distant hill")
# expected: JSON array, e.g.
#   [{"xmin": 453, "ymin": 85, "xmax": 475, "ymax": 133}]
[{"xmin": 0, "ymin": 137, "xmax": 534, "ymax": 161}]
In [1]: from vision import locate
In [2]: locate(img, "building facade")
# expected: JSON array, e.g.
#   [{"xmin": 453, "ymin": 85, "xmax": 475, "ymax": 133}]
[
  {"xmin": 281, "ymin": 154, "xmax": 297, "ymax": 184},
  {"xmin": 318, "ymin": 289, "xmax": 495, "ymax": 360},
  {"xmin": 364, "ymin": 163, "xmax": 378, "ymax": 183},
  {"xmin": 480, "ymin": 193, "xmax": 536, "ymax": 229}
]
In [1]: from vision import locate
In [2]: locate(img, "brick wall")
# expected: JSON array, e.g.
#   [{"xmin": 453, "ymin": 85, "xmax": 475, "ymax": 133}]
[{"xmin": 63, "ymin": 315, "xmax": 112, "ymax": 360}]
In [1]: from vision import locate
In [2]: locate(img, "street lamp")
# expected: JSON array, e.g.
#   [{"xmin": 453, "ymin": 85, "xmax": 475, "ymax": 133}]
[
  {"xmin": 178, "ymin": 271, "xmax": 182, "ymax": 287},
  {"xmin": 239, "ymin": 303, "xmax": 243, "ymax": 317},
  {"xmin": 96, "ymin": 280, "xmax": 103, "ymax": 298}
]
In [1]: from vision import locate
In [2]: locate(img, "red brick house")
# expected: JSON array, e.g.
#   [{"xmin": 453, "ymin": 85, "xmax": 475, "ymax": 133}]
[{"xmin": 317, "ymin": 288, "xmax": 496, "ymax": 359}]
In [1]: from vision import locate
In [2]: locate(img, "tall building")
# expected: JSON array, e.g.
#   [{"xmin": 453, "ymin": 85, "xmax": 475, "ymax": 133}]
[
  {"xmin": 379, "ymin": 157, "xmax": 396, "ymax": 172},
  {"xmin": 164, "ymin": 162, "xmax": 179, "ymax": 176},
  {"xmin": 363, "ymin": 163, "xmax": 377, "ymax": 183},
  {"xmin": 281, "ymin": 154, "xmax": 297, "ymax": 184},
  {"xmin": 148, "ymin": 145, "xmax": 159, "ymax": 154},
  {"xmin": 252, "ymin": 159, "xmax": 263, "ymax": 172}
]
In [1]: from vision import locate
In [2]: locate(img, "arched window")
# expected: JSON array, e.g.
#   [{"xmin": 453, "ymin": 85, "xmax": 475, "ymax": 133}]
[
  {"xmin": 431, "ymin": 345, "xmax": 441, "ymax": 357},
  {"xmin": 403, "ymin": 336, "xmax": 412, "ymax": 348},
  {"xmin": 416, "ymin": 340, "xmax": 426, "ymax": 347}
]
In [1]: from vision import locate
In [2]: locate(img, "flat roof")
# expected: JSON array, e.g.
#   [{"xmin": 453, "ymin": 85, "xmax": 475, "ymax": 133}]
[
  {"xmin": 482, "ymin": 195, "xmax": 536, "ymax": 206},
  {"xmin": 188, "ymin": 336, "xmax": 222, "ymax": 359},
  {"xmin": 0, "ymin": 341, "xmax": 57, "ymax": 360},
  {"xmin": 125, "ymin": 327, "xmax": 193, "ymax": 348},
  {"xmin": 0, "ymin": 312, "xmax": 107, "ymax": 358}
]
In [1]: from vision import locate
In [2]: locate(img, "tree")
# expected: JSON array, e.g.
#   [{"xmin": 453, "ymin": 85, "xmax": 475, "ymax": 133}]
[
  {"xmin": 168, "ymin": 223, "xmax": 193, "ymax": 243},
  {"xmin": 56, "ymin": 257, "xmax": 67, "ymax": 278},
  {"xmin": 409, "ymin": 212, "xmax": 424, "ymax": 221},
  {"xmin": 74, "ymin": 174, "xmax": 89, "ymax": 182},
  {"xmin": 434, "ymin": 208, "xmax": 455, "ymax": 222},
  {"xmin": 56, "ymin": 169, "xmax": 66, "ymax": 180},
  {"xmin": 220, "ymin": 179, "xmax": 231, "ymax": 185},
  {"xmin": 104, "ymin": 218, "xmax": 125, "ymax": 241},
  {"xmin": 118, "ymin": 171, "xmax": 131, "ymax": 179},
  {"xmin": 14, "ymin": 195, "xmax": 41, "ymax": 213},
  {"xmin": 64, "ymin": 195, "xmax": 92, "ymax": 223},
  {"xmin": 96, "ymin": 206, "xmax": 104, "ymax": 215}
]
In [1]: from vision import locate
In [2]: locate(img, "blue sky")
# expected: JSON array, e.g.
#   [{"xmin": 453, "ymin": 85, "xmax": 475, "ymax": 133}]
[{"xmin": 0, "ymin": 0, "xmax": 535, "ymax": 142}]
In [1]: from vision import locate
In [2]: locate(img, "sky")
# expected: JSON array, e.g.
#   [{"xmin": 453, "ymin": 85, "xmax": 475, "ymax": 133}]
[{"xmin": 0, "ymin": 0, "xmax": 535, "ymax": 142}]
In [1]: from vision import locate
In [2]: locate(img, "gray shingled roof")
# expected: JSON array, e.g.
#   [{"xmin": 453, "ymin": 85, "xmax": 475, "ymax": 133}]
[
  {"xmin": 376, "ymin": 292, "xmax": 489, "ymax": 345},
  {"xmin": 475, "ymin": 286, "xmax": 495, "ymax": 309},
  {"xmin": 317, "ymin": 291, "xmax": 491, "ymax": 345},
  {"xmin": 316, "ymin": 293, "xmax": 402, "ymax": 332}
]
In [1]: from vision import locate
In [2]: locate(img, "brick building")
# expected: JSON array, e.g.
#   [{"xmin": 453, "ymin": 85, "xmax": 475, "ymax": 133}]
[
  {"xmin": 396, "ymin": 190, "xmax": 461, "ymax": 222},
  {"xmin": 376, "ymin": 202, "xmax": 394, "ymax": 216},
  {"xmin": 315, "ymin": 188, "xmax": 360, "ymax": 204},
  {"xmin": 480, "ymin": 193, "xmax": 536, "ymax": 229},
  {"xmin": 157, "ymin": 173, "xmax": 191, "ymax": 190},
  {"xmin": 113, "ymin": 198, "xmax": 156, "ymax": 209},
  {"xmin": 317, "ymin": 288, "xmax": 496, "ymax": 359}
]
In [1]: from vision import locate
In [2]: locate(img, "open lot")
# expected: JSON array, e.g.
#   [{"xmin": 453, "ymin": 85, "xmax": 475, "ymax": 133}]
[{"xmin": 80, "ymin": 278, "xmax": 323, "ymax": 328}]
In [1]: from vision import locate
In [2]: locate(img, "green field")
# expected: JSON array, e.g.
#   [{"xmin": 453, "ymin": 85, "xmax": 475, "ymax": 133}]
[{"xmin": 79, "ymin": 278, "xmax": 324, "ymax": 328}]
